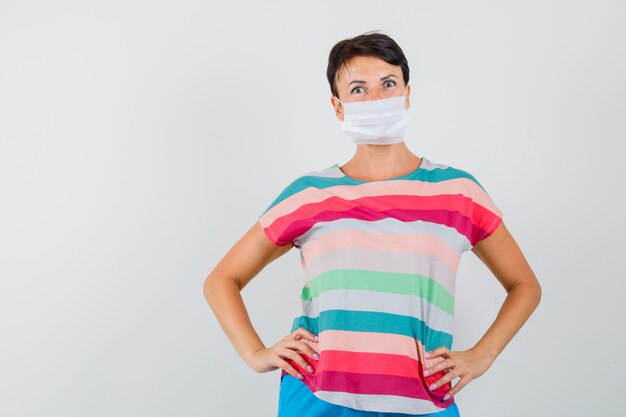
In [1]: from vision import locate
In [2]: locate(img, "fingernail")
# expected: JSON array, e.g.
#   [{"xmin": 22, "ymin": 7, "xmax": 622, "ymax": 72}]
[
  {"xmin": 429, "ymin": 383, "xmax": 437, "ymax": 391},
  {"xmin": 297, "ymin": 373, "xmax": 304, "ymax": 380},
  {"xmin": 314, "ymin": 335, "xmax": 319, "ymax": 340},
  {"xmin": 425, "ymin": 351, "xmax": 430, "ymax": 358},
  {"xmin": 443, "ymin": 394, "xmax": 450, "ymax": 401},
  {"xmin": 312, "ymin": 353, "xmax": 320, "ymax": 360},
  {"xmin": 423, "ymin": 369, "xmax": 430, "ymax": 376},
  {"xmin": 307, "ymin": 365, "xmax": 314, "ymax": 373}
]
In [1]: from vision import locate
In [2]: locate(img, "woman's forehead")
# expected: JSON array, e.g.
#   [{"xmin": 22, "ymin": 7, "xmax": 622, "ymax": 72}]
[{"xmin": 337, "ymin": 56, "xmax": 401, "ymax": 84}]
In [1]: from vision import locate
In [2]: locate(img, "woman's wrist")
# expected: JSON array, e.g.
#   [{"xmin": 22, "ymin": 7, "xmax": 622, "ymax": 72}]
[{"xmin": 470, "ymin": 343, "xmax": 498, "ymax": 364}]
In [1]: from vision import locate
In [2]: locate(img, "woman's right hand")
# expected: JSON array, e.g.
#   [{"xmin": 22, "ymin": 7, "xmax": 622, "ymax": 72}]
[{"xmin": 246, "ymin": 328, "xmax": 321, "ymax": 380}]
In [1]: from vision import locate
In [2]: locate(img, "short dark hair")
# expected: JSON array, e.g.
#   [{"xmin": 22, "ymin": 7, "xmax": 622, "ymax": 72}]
[{"xmin": 326, "ymin": 31, "xmax": 410, "ymax": 99}]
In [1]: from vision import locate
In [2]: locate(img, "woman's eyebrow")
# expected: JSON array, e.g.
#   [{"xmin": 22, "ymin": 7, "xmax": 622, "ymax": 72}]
[{"xmin": 348, "ymin": 74, "xmax": 398, "ymax": 86}]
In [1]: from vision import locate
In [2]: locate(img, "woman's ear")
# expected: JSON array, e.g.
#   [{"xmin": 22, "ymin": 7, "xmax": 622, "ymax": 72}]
[
  {"xmin": 405, "ymin": 84, "xmax": 411, "ymax": 110},
  {"xmin": 331, "ymin": 96, "xmax": 344, "ymax": 122}
]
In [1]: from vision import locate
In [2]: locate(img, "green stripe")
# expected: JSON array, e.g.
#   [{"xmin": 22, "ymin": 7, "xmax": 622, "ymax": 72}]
[{"xmin": 302, "ymin": 269, "xmax": 455, "ymax": 316}]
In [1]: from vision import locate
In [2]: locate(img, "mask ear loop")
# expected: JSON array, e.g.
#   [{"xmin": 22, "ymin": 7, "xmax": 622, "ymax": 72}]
[{"xmin": 334, "ymin": 97, "xmax": 345, "ymax": 118}]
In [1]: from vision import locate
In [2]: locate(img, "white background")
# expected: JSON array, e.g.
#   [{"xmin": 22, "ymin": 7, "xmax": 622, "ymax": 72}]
[{"xmin": 1, "ymin": 1, "xmax": 624, "ymax": 416}]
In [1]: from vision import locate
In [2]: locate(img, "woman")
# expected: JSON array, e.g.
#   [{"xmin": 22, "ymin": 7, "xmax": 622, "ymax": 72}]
[{"xmin": 204, "ymin": 32, "xmax": 541, "ymax": 417}]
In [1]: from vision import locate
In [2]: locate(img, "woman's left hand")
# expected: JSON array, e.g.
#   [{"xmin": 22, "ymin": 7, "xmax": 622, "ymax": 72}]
[{"xmin": 424, "ymin": 345, "xmax": 496, "ymax": 400}]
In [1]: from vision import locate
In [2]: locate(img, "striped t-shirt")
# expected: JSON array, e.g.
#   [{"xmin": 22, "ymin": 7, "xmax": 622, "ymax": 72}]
[{"xmin": 257, "ymin": 156, "xmax": 503, "ymax": 415}]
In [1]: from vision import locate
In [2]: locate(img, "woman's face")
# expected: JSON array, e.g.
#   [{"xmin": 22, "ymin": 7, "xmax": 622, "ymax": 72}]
[{"xmin": 331, "ymin": 55, "xmax": 410, "ymax": 122}]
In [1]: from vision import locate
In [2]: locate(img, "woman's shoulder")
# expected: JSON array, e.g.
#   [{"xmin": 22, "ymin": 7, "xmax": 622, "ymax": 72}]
[
  {"xmin": 426, "ymin": 157, "xmax": 502, "ymax": 220},
  {"xmin": 421, "ymin": 156, "xmax": 487, "ymax": 189},
  {"xmin": 283, "ymin": 163, "xmax": 342, "ymax": 190},
  {"xmin": 284, "ymin": 163, "xmax": 346, "ymax": 191},
  {"xmin": 258, "ymin": 163, "xmax": 340, "ymax": 218}
]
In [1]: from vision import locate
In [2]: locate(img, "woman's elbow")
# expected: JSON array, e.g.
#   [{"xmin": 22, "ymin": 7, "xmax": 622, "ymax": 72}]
[{"xmin": 525, "ymin": 277, "xmax": 542, "ymax": 309}]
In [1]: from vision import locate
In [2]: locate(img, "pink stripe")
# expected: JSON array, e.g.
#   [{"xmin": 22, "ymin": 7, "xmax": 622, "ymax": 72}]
[
  {"xmin": 260, "ymin": 177, "xmax": 500, "ymax": 226},
  {"xmin": 287, "ymin": 330, "xmax": 448, "ymax": 376},
  {"xmin": 269, "ymin": 201, "xmax": 484, "ymax": 247},
  {"xmin": 319, "ymin": 350, "xmax": 421, "ymax": 379},
  {"xmin": 302, "ymin": 229, "xmax": 460, "ymax": 272},
  {"xmin": 306, "ymin": 369, "xmax": 453, "ymax": 405},
  {"xmin": 279, "ymin": 329, "xmax": 454, "ymax": 405}
]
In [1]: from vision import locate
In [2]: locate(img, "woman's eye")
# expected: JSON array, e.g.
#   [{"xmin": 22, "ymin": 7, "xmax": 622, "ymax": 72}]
[
  {"xmin": 351, "ymin": 86, "xmax": 364, "ymax": 94},
  {"xmin": 384, "ymin": 80, "xmax": 396, "ymax": 88}
]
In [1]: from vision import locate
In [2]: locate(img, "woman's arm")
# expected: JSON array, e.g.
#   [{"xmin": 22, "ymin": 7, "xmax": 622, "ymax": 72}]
[
  {"xmin": 203, "ymin": 222, "xmax": 319, "ymax": 377},
  {"xmin": 424, "ymin": 221, "xmax": 542, "ymax": 399}
]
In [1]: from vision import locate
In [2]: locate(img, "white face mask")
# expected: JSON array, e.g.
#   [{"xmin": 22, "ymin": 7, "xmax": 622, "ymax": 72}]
[{"xmin": 335, "ymin": 94, "xmax": 411, "ymax": 145}]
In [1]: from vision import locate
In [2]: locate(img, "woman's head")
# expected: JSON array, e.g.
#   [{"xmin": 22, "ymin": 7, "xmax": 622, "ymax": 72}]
[
  {"xmin": 327, "ymin": 32, "xmax": 412, "ymax": 145},
  {"xmin": 327, "ymin": 31, "xmax": 410, "ymax": 103}
]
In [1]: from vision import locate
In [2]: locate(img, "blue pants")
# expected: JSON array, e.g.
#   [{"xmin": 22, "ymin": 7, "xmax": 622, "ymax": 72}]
[{"xmin": 277, "ymin": 374, "xmax": 461, "ymax": 417}]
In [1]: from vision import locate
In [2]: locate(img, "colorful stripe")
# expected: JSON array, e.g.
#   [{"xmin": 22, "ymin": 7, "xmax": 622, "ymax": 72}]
[{"xmin": 258, "ymin": 157, "xmax": 503, "ymax": 415}]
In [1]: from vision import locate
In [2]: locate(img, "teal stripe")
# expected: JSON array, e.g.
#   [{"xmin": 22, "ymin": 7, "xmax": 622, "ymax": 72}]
[
  {"xmin": 290, "ymin": 309, "xmax": 453, "ymax": 351},
  {"xmin": 291, "ymin": 315, "xmax": 318, "ymax": 334},
  {"xmin": 259, "ymin": 163, "xmax": 486, "ymax": 217}
]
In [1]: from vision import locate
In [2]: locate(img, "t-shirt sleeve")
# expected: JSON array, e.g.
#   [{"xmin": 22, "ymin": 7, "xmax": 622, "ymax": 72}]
[
  {"xmin": 467, "ymin": 173, "xmax": 504, "ymax": 249},
  {"xmin": 257, "ymin": 176, "xmax": 307, "ymax": 247}
]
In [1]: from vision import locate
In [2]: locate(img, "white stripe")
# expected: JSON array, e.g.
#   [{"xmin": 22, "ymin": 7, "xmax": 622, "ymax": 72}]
[{"xmin": 313, "ymin": 390, "xmax": 448, "ymax": 414}]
